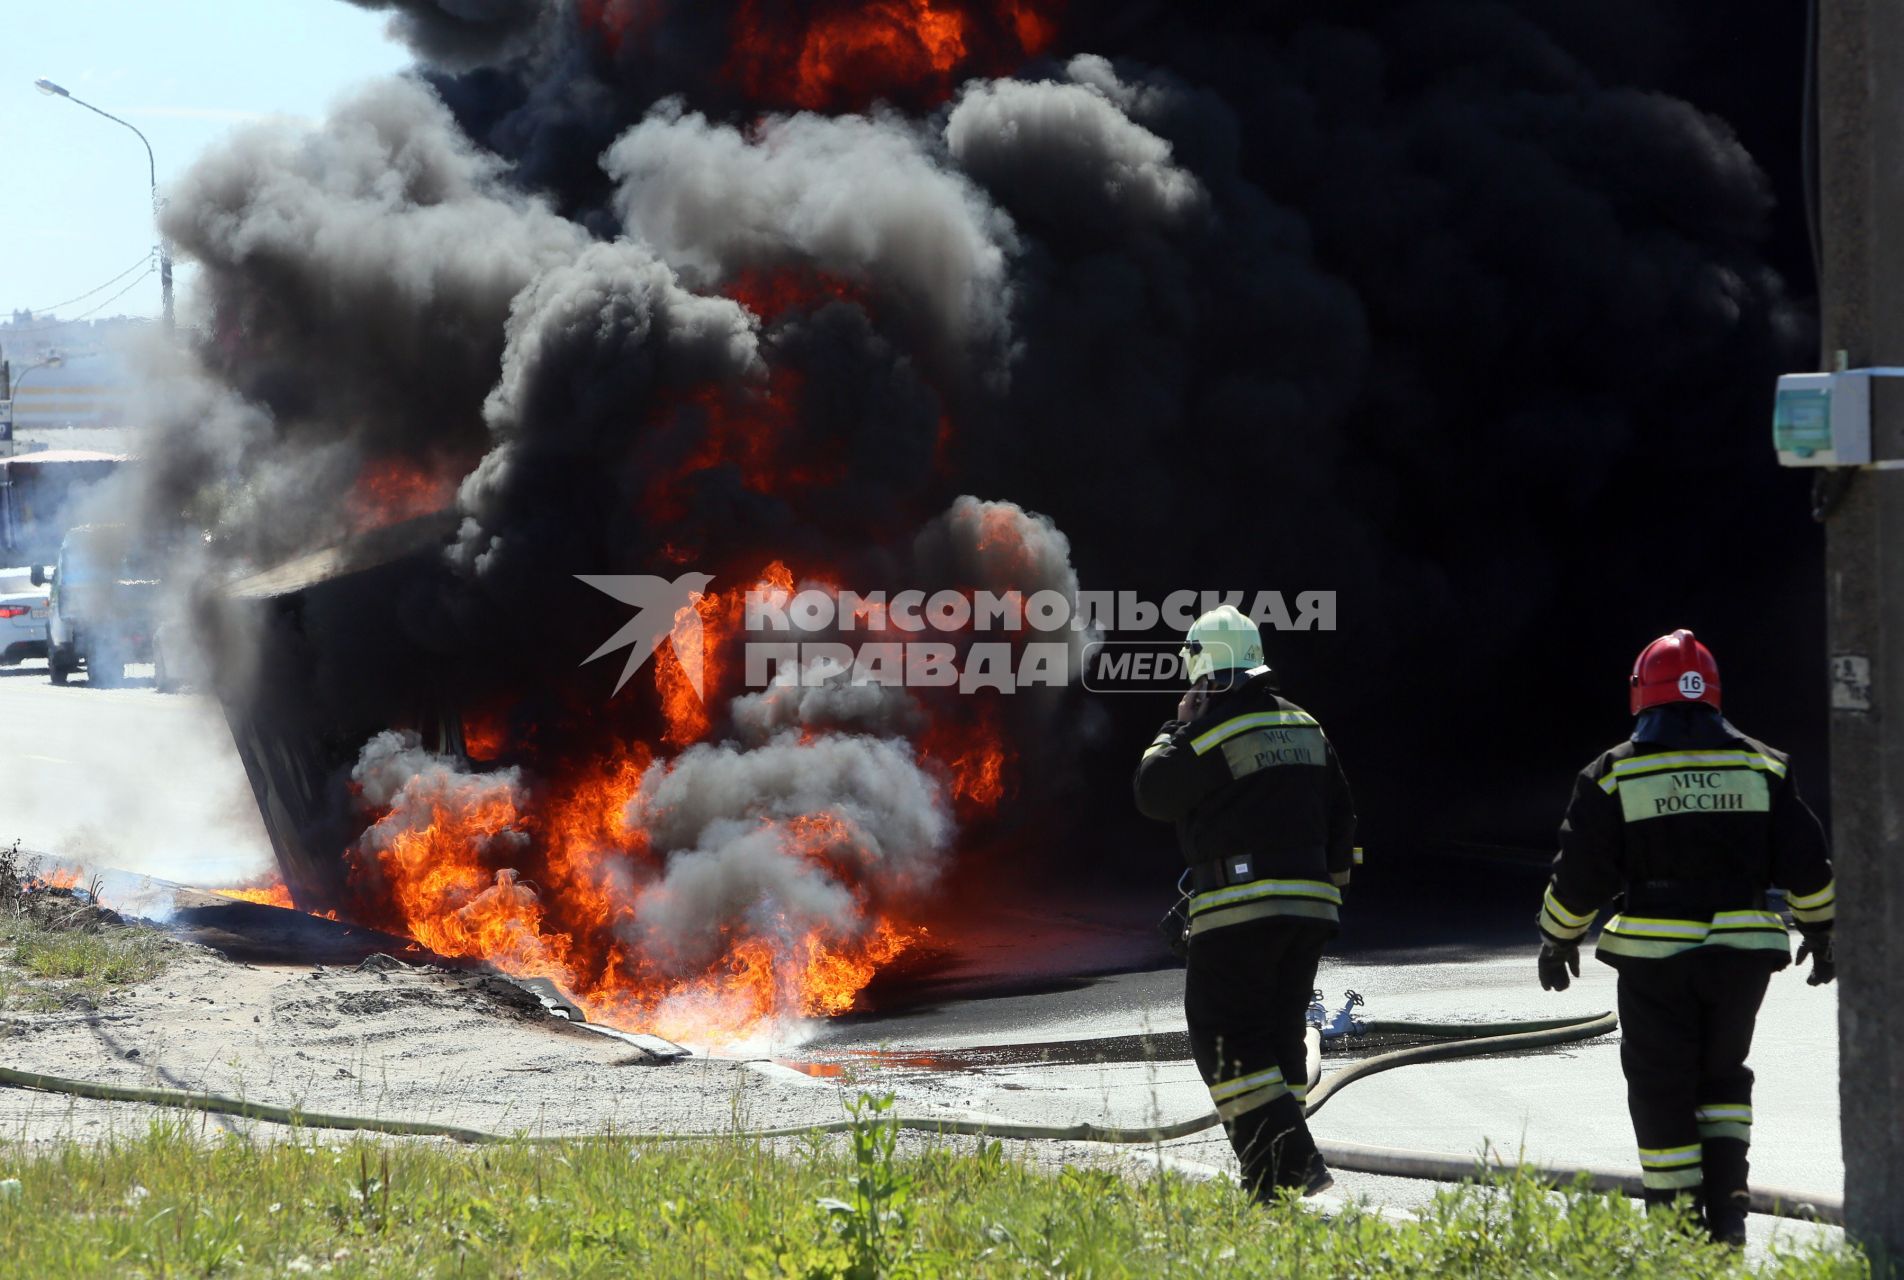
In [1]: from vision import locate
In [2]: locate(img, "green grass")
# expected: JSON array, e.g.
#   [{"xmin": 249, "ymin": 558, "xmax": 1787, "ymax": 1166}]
[
  {"xmin": 0, "ymin": 908, "xmax": 172, "ymax": 1013},
  {"xmin": 0, "ymin": 1105, "xmax": 1866, "ymax": 1279},
  {"xmin": 10, "ymin": 922, "xmax": 172, "ymax": 985},
  {"xmin": 0, "ymin": 842, "xmax": 173, "ymax": 1014}
]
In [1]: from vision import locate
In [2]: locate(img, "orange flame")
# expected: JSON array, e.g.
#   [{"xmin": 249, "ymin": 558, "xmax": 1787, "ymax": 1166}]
[
  {"xmin": 728, "ymin": 0, "xmax": 1064, "ymax": 112},
  {"xmin": 462, "ymin": 709, "xmax": 508, "ymax": 762},
  {"xmin": 338, "ymin": 560, "xmax": 949, "ymax": 1046},
  {"xmin": 347, "ymin": 754, "xmax": 933, "ymax": 1043},
  {"xmin": 347, "ymin": 458, "xmax": 458, "ymax": 532},
  {"xmin": 921, "ymin": 711, "xmax": 1011, "ymax": 814},
  {"xmin": 652, "ymin": 562, "xmax": 797, "ymax": 746},
  {"xmin": 343, "ymin": 546, "xmax": 1020, "ymax": 1047},
  {"xmin": 363, "ymin": 784, "xmax": 554, "ymax": 970},
  {"xmin": 214, "ymin": 882, "xmax": 295, "ymax": 909}
]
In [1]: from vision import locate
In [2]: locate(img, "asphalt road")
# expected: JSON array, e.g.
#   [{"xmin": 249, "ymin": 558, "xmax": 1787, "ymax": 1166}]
[
  {"xmin": 776, "ymin": 927, "xmax": 1843, "ymax": 1255},
  {"xmin": 0, "ymin": 657, "xmax": 273, "ymax": 885},
  {"xmin": 787, "ymin": 909, "xmax": 1843, "ymax": 1193}
]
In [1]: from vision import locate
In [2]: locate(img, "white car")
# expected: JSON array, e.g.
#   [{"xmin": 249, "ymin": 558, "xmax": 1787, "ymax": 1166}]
[{"xmin": 0, "ymin": 565, "xmax": 52, "ymax": 666}]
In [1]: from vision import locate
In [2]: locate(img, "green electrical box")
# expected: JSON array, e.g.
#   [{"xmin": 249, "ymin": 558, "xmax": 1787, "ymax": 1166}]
[{"xmin": 1773, "ymin": 385, "xmax": 1832, "ymax": 458}]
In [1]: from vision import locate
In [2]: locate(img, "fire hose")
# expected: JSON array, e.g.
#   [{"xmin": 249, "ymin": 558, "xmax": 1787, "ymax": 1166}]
[{"xmin": 0, "ymin": 1008, "xmax": 1844, "ymax": 1225}]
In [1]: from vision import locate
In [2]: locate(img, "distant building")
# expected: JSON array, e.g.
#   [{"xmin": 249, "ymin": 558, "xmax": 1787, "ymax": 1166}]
[{"xmin": 0, "ymin": 315, "xmax": 148, "ymax": 435}]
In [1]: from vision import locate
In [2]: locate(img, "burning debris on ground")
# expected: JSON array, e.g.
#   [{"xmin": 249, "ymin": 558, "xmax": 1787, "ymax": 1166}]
[{"xmin": 105, "ymin": 0, "xmax": 1813, "ymax": 1047}]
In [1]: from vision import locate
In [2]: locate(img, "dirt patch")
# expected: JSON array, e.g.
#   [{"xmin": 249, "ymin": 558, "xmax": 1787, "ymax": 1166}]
[
  {"xmin": 268, "ymin": 957, "xmax": 551, "ymax": 1025},
  {"xmin": 0, "ymin": 909, "xmax": 851, "ymax": 1146}
]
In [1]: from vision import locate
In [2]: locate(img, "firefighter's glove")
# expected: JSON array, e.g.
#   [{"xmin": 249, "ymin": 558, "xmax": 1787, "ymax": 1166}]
[
  {"xmin": 1158, "ymin": 899, "xmax": 1190, "ymax": 962},
  {"xmin": 1795, "ymin": 925, "xmax": 1836, "ymax": 987},
  {"xmin": 1537, "ymin": 940, "xmax": 1580, "ymax": 992}
]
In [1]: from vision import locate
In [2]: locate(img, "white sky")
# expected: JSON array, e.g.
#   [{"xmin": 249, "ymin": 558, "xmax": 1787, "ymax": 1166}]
[{"xmin": 1, "ymin": 1, "xmax": 416, "ymax": 322}]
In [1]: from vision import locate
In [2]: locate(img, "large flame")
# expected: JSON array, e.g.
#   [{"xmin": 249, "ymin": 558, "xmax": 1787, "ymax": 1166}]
[
  {"xmin": 323, "ymin": 216, "xmax": 1047, "ymax": 1047},
  {"xmin": 340, "ymin": 562, "xmax": 996, "ymax": 1047}
]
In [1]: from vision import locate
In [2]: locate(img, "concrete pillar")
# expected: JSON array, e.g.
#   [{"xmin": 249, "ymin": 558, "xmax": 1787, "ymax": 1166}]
[{"xmin": 1817, "ymin": 0, "xmax": 1904, "ymax": 1264}]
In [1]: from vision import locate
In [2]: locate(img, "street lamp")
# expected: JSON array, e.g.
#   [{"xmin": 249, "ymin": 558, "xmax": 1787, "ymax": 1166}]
[
  {"xmin": 1, "ymin": 351, "xmax": 63, "ymax": 455},
  {"xmin": 33, "ymin": 78, "xmax": 174, "ymax": 331},
  {"xmin": 11, "ymin": 352, "xmax": 67, "ymax": 393}
]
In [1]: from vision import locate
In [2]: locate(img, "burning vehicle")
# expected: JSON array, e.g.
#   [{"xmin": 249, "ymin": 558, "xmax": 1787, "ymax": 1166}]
[
  {"xmin": 136, "ymin": 0, "xmax": 1803, "ymax": 1046},
  {"xmin": 211, "ymin": 495, "xmax": 1051, "ymax": 1045}
]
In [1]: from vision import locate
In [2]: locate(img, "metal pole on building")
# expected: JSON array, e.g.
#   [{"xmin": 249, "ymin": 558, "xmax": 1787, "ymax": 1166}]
[
  {"xmin": 1815, "ymin": 0, "xmax": 1904, "ymax": 1264},
  {"xmin": 33, "ymin": 78, "xmax": 175, "ymax": 331}
]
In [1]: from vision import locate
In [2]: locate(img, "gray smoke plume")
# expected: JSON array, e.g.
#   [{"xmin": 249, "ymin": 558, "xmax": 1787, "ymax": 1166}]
[
  {"xmin": 912, "ymin": 494, "xmax": 1095, "ymax": 668},
  {"xmin": 729, "ymin": 662, "xmax": 927, "ymax": 745},
  {"xmin": 351, "ymin": 729, "xmax": 530, "ymax": 871},
  {"xmin": 605, "ymin": 103, "xmax": 1021, "ymax": 368},
  {"xmin": 623, "ymin": 731, "xmax": 951, "ymax": 973},
  {"xmin": 156, "ymin": 76, "xmax": 588, "ymax": 560},
  {"xmin": 945, "ymin": 62, "xmax": 1209, "ymax": 237}
]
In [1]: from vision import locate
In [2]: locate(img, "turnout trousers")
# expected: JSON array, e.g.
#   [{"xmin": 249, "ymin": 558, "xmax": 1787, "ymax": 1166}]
[
  {"xmin": 1614, "ymin": 947, "xmax": 1776, "ymax": 1233},
  {"xmin": 1184, "ymin": 916, "xmax": 1331, "ymax": 1199}
]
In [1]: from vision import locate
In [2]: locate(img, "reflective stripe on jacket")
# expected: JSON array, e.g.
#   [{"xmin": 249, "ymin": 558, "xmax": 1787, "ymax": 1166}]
[
  {"xmin": 1135, "ymin": 671, "xmax": 1357, "ymax": 937},
  {"xmin": 1187, "ymin": 878, "xmax": 1343, "ymax": 936},
  {"xmin": 1538, "ymin": 708, "xmax": 1834, "ymax": 969}
]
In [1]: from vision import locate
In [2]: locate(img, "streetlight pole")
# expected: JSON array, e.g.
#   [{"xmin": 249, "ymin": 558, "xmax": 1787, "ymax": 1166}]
[
  {"xmin": 32, "ymin": 78, "xmax": 174, "ymax": 331},
  {"xmin": 0, "ymin": 352, "xmax": 62, "ymax": 458},
  {"xmin": 10, "ymin": 355, "xmax": 67, "ymax": 395}
]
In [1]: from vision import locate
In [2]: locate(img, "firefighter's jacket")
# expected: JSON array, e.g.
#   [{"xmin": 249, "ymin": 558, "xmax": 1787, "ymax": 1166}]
[
  {"xmin": 1539, "ymin": 705, "xmax": 1836, "ymax": 968},
  {"xmin": 1134, "ymin": 669, "xmax": 1358, "ymax": 937}
]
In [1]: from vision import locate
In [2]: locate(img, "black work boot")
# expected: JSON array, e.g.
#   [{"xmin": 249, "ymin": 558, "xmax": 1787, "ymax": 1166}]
[
  {"xmin": 1298, "ymin": 1151, "xmax": 1335, "ymax": 1197},
  {"xmin": 1236, "ymin": 1095, "xmax": 1316, "ymax": 1204},
  {"xmin": 1701, "ymin": 1137, "xmax": 1751, "ymax": 1247},
  {"xmin": 1705, "ymin": 1190, "xmax": 1749, "ymax": 1247}
]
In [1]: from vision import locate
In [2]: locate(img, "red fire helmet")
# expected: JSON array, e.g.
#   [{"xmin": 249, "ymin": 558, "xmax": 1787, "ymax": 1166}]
[{"xmin": 1630, "ymin": 628, "xmax": 1722, "ymax": 715}]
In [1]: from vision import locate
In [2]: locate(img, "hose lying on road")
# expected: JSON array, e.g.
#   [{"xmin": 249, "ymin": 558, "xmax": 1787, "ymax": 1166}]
[
  {"xmin": 1316, "ymin": 1138, "xmax": 1840, "ymax": 1228},
  {"xmin": 1302, "ymin": 1012, "xmax": 1618, "ymax": 1117},
  {"xmin": 0, "ymin": 1065, "xmax": 498, "ymax": 1145},
  {"xmin": 0, "ymin": 1010, "xmax": 1843, "ymax": 1226}
]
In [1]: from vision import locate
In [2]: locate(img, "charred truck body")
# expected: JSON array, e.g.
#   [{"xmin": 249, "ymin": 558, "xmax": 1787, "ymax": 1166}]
[{"xmin": 215, "ymin": 513, "xmax": 467, "ymax": 908}]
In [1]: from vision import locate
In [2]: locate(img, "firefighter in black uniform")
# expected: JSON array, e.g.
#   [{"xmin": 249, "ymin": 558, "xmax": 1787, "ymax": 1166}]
[
  {"xmin": 1537, "ymin": 629, "xmax": 1836, "ymax": 1245},
  {"xmin": 1135, "ymin": 605, "xmax": 1358, "ymax": 1200}
]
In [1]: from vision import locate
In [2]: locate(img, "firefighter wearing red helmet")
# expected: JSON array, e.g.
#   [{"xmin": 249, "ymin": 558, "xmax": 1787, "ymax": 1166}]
[
  {"xmin": 1536, "ymin": 629, "xmax": 1836, "ymax": 1245},
  {"xmin": 1134, "ymin": 606, "xmax": 1359, "ymax": 1201}
]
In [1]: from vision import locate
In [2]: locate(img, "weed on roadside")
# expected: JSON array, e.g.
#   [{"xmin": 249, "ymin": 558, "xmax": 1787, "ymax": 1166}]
[
  {"xmin": 0, "ymin": 843, "xmax": 171, "ymax": 1012},
  {"xmin": 0, "ymin": 1105, "xmax": 1867, "ymax": 1279}
]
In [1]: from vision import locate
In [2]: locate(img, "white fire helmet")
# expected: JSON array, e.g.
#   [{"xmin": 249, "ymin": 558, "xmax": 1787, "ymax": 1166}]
[{"xmin": 1180, "ymin": 605, "xmax": 1265, "ymax": 684}]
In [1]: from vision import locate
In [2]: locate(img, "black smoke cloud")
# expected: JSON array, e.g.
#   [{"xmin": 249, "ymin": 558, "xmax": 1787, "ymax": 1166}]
[
  {"xmin": 147, "ymin": 0, "xmax": 1815, "ymax": 879},
  {"xmin": 342, "ymin": 0, "xmax": 555, "ymax": 68}
]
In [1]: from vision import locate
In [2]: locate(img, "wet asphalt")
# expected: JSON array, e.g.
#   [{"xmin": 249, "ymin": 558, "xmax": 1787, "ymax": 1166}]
[{"xmin": 766, "ymin": 862, "xmax": 1843, "ymax": 1253}]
